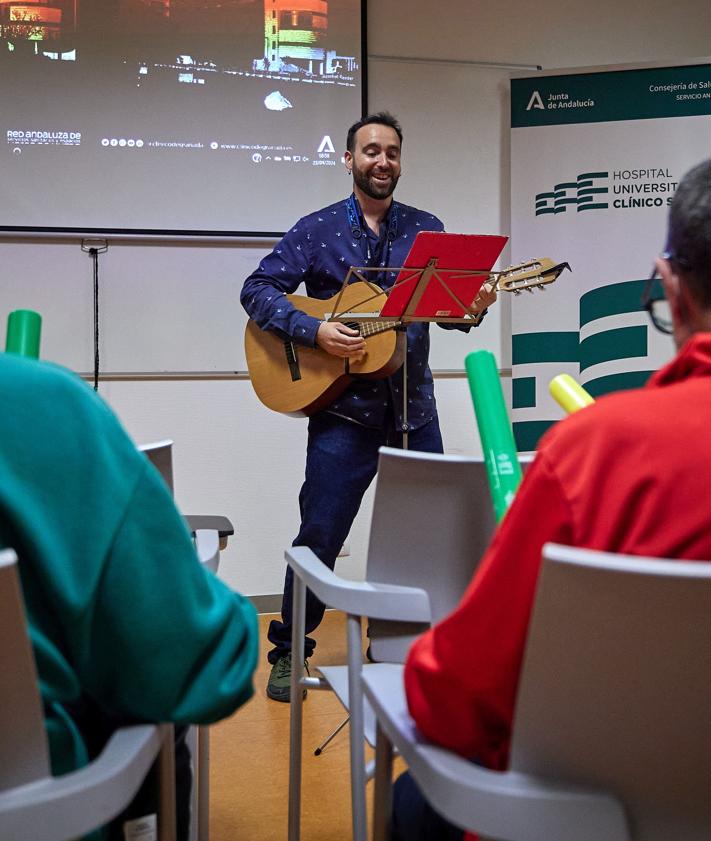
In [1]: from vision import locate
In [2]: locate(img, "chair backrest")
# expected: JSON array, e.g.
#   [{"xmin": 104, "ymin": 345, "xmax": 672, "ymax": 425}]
[
  {"xmin": 0, "ymin": 548, "xmax": 51, "ymax": 789},
  {"xmin": 511, "ymin": 542, "xmax": 711, "ymax": 841},
  {"xmin": 366, "ymin": 447, "xmax": 498, "ymax": 663},
  {"xmin": 139, "ymin": 440, "xmax": 174, "ymax": 496},
  {"xmin": 0, "ymin": 545, "xmax": 171, "ymax": 839}
]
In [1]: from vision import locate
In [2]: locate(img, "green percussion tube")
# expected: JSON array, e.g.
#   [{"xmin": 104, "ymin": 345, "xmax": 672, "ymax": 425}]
[
  {"xmin": 549, "ymin": 373, "xmax": 595, "ymax": 415},
  {"xmin": 465, "ymin": 350, "xmax": 522, "ymax": 522},
  {"xmin": 5, "ymin": 309, "xmax": 42, "ymax": 359}
]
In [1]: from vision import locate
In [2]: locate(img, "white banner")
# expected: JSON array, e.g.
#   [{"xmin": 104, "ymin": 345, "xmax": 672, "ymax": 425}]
[{"xmin": 510, "ymin": 61, "xmax": 711, "ymax": 450}]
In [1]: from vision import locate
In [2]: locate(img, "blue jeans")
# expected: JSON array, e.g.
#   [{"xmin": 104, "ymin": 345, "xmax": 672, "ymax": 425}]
[
  {"xmin": 267, "ymin": 410, "xmax": 444, "ymax": 663},
  {"xmin": 390, "ymin": 771, "xmax": 464, "ymax": 841}
]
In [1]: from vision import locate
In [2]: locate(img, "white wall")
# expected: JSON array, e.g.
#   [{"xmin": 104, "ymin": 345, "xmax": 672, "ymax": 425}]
[
  {"xmin": 100, "ymin": 373, "xmax": 480, "ymax": 597},
  {"xmin": 2, "ymin": 0, "xmax": 710, "ymax": 598},
  {"xmin": 368, "ymin": 0, "xmax": 711, "ymax": 70}
]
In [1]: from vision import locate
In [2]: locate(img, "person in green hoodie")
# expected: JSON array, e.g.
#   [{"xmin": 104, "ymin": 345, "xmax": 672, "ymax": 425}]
[{"xmin": 0, "ymin": 351, "xmax": 259, "ymax": 840}]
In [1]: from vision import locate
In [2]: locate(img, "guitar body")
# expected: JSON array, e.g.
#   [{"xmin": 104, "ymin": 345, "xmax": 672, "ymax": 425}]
[{"xmin": 245, "ymin": 282, "xmax": 406, "ymax": 416}]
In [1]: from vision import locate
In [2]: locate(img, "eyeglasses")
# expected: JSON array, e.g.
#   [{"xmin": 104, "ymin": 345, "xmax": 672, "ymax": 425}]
[
  {"xmin": 641, "ymin": 264, "xmax": 673, "ymax": 335},
  {"xmin": 661, "ymin": 248, "xmax": 693, "ymax": 271},
  {"xmin": 641, "ymin": 249, "xmax": 694, "ymax": 335}
]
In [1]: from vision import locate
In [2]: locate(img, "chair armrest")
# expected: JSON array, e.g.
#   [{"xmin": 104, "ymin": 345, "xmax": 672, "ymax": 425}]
[
  {"xmin": 194, "ymin": 529, "xmax": 220, "ymax": 573},
  {"xmin": 362, "ymin": 665, "xmax": 629, "ymax": 841},
  {"xmin": 184, "ymin": 515, "xmax": 234, "ymax": 551},
  {"xmin": 286, "ymin": 546, "xmax": 431, "ymax": 623},
  {"xmin": 0, "ymin": 725, "xmax": 165, "ymax": 841}
]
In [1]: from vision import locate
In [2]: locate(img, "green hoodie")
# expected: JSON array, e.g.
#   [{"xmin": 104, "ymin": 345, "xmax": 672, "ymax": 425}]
[{"xmin": 0, "ymin": 353, "xmax": 258, "ymax": 835}]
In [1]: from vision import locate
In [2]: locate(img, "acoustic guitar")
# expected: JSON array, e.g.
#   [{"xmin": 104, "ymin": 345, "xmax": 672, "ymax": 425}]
[{"xmin": 245, "ymin": 258, "xmax": 569, "ymax": 416}]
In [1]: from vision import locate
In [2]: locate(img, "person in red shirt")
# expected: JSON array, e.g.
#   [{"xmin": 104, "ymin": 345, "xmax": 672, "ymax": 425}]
[{"xmin": 392, "ymin": 157, "xmax": 711, "ymax": 841}]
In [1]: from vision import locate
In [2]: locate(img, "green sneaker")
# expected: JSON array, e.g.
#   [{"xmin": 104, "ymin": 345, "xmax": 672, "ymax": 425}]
[{"xmin": 266, "ymin": 652, "xmax": 309, "ymax": 702}]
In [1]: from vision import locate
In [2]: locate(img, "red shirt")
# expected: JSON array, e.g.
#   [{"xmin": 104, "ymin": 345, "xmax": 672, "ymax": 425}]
[{"xmin": 405, "ymin": 333, "xmax": 711, "ymax": 798}]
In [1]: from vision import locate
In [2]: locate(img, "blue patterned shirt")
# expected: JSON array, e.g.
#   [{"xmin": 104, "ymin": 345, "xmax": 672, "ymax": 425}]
[{"xmin": 241, "ymin": 195, "xmax": 471, "ymax": 431}]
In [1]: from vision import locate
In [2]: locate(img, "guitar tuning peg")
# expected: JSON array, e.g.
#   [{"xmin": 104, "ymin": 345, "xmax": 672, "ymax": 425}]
[
  {"xmin": 526, "ymin": 286, "xmax": 534, "ymax": 293},
  {"xmin": 537, "ymin": 284, "xmax": 545, "ymax": 291}
]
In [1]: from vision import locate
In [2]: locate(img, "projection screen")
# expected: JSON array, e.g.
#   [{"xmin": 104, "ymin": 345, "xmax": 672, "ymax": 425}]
[{"xmin": 0, "ymin": 0, "xmax": 366, "ymax": 237}]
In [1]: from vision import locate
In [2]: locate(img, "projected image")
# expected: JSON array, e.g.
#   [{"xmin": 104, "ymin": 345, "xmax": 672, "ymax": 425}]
[
  {"xmin": 0, "ymin": 0, "xmax": 364, "ymax": 234},
  {"xmin": 0, "ymin": 1, "xmax": 76, "ymax": 57},
  {"xmin": 0, "ymin": 1, "xmax": 357, "ymax": 75},
  {"xmin": 109, "ymin": 1, "xmax": 358, "ymax": 92}
]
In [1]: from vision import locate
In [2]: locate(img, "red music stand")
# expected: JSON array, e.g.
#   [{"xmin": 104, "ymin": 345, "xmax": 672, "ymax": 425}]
[
  {"xmin": 380, "ymin": 232, "xmax": 508, "ymax": 322},
  {"xmin": 328, "ymin": 231, "xmax": 509, "ymax": 446},
  {"xmin": 328, "ymin": 231, "xmax": 508, "ymax": 324}
]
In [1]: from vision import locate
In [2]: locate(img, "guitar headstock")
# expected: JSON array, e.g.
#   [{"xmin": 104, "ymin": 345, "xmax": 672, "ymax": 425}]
[{"xmin": 496, "ymin": 258, "xmax": 571, "ymax": 294}]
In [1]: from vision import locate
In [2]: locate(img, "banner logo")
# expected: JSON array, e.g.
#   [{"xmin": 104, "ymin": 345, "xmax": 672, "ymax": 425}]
[
  {"xmin": 526, "ymin": 91, "xmax": 545, "ymax": 111},
  {"xmin": 535, "ymin": 171, "xmax": 609, "ymax": 215},
  {"xmin": 511, "ymin": 279, "xmax": 656, "ymax": 451}
]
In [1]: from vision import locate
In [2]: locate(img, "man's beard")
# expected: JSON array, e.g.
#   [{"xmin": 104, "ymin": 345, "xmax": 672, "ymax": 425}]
[{"xmin": 352, "ymin": 163, "xmax": 400, "ymax": 200}]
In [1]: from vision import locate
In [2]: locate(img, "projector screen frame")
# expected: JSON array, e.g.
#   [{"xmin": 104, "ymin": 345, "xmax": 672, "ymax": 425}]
[{"xmin": 0, "ymin": 0, "xmax": 369, "ymax": 242}]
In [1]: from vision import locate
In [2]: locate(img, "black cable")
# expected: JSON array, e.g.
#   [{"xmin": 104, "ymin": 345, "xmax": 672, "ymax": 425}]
[
  {"xmin": 81, "ymin": 240, "xmax": 108, "ymax": 391},
  {"xmin": 91, "ymin": 248, "xmax": 99, "ymax": 391}
]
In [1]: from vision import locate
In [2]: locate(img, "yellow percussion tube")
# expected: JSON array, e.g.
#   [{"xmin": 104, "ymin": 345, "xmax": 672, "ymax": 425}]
[{"xmin": 549, "ymin": 374, "xmax": 594, "ymax": 415}]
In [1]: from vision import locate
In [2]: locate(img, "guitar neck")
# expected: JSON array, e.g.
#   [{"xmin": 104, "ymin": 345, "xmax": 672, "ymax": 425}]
[{"xmin": 355, "ymin": 319, "xmax": 401, "ymax": 338}]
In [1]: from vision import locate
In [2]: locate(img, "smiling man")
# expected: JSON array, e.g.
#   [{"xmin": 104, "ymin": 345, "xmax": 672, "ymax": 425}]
[{"xmin": 241, "ymin": 112, "xmax": 496, "ymax": 701}]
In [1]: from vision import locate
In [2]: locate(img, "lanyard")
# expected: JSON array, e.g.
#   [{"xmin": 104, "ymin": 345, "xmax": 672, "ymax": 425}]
[{"xmin": 346, "ymin": 194, "xmax": 399, "ymax": 270}]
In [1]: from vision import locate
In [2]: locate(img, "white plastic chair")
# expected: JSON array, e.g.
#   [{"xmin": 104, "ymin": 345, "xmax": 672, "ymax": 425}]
[
  {"xmin": 364, "ymin": 542, "xmax": 711, "ymax": 841},
  {"xmin": 286, "ymin": 446, "xmax": 501, "ymax": 841},
  {"xmin": 139, "ymin": 439, "xmax": 235, "ymax": 841},
  {"xmin": 0, "ymin": 548, "xmax": 175, "ymax": 841}
]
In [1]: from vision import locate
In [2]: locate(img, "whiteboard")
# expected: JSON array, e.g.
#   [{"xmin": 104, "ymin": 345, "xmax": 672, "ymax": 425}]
[
  {"xmin": 0, "ymin": 238, "xmax": 268, "ymax": 373},
  {"xmin": 0, "ymin": 58, "xmax": 513, "ymax": 373}
]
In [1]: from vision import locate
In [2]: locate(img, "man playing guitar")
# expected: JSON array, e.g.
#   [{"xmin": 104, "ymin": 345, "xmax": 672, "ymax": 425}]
[{"xmin": 241, "ymin": 111, "xmax": 496, "ymax": 702}]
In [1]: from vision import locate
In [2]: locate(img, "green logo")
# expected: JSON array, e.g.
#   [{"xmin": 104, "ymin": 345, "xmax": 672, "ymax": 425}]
[
  {"xmin": 535, "ymin": 171, "xmax": 608, "ymax": 216},
  {"xmin": 511, "ymin": 279, "xmax": 655, "ymax": 450}
]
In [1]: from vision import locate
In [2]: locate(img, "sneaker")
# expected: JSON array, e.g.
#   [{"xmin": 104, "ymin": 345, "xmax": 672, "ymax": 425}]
[{"xmin": 266, "ymin": 652, "xmax": 309, "ymax": 703}]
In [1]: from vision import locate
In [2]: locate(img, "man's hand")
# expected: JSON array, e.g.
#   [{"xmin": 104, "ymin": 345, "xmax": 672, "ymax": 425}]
[
  {"xmin": 473, "ymin": 281, "xmax": 498, "ymax": 312},
  {"xmin": 317, "ymin": 321, "xmax": 367, "ymax": 358}
]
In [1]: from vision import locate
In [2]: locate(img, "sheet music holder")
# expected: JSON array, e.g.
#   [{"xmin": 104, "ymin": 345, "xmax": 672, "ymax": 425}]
[
  {"xmin": 329, "ymin": 231, "xmax": 508, "ymax": 324},
  {"xmin": 381, "ymin": 232, "xmax": 508, "ymax": 322},
  {"xmin": 325, "ymin": 231, "xmax": 508, "ymax": 449}
]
